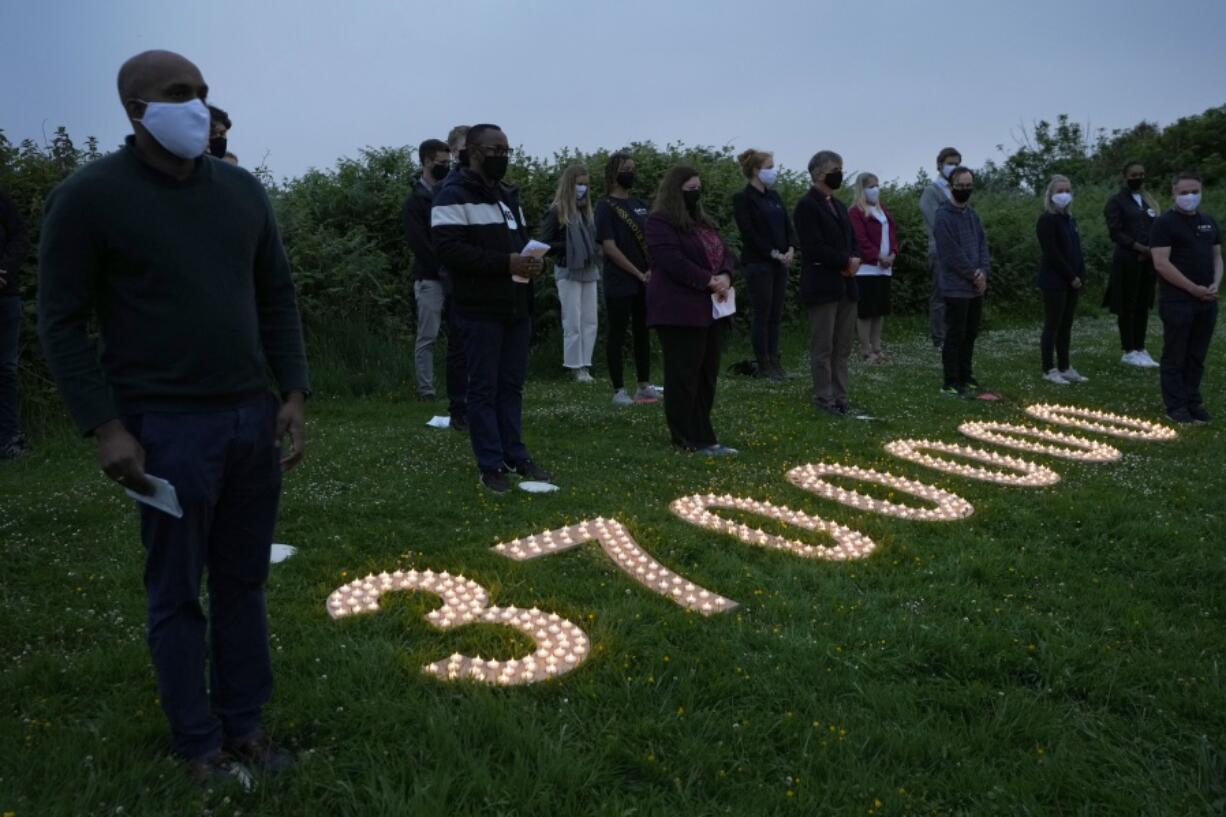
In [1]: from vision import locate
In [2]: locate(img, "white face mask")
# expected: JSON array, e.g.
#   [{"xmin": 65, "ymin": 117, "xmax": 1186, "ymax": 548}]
[
  {"xmin": 941, "ymin": 163, "xmax": 959, "ymax": 180},
  {"xmin": 758, "ymin": 167, "xmax": 778, "ymax": 186},
  {"xmin": 1051, "ymin": 192, "xmax": 1073, "ymax": 209},
  {"xmin": 864, "ymin": 186, "xmax": 880, "ymax": 204},
  {"xmin": 1176, "ymin": 192, "xmax": 1201, "ymax": 212},
  {"xmin": 135, "ymin": 99, "xmax": 210, "ymax": 160},
  {"xmin": 575, "ymin": 184, "xmax": 589, "ymax": 199}
]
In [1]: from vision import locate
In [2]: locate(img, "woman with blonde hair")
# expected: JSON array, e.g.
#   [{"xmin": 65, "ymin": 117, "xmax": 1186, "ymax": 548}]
[
  {"xmin": 848, "ymin": 172, "xmax": 898, "ymax": 362},
  {"xmin": 540, "ymin": 164, "xmax": 602, "ymax": 381},
  {"xmin": 1035, "ymin": 174, "xmax": 1087, "ymax": 384}
]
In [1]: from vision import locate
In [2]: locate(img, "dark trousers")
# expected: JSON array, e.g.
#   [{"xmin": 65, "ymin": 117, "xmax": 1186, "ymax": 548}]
[
  {"xmin": 928, "ymin": 254, "xmax": 945, "ymax": 346},
  {"xmin": 458, "ymin": 312, "xmax": 531, "ymax": 473},
  {"xmin": 1159, "ymin": 299, "xmax": 1218, "ymax": 413},
  {"xmin": 0, "ymin": 296, "xmax": 21, "ymax": 444},
  {"xmin": 656, "ymin": 323, "xmax": 722, "ymax": 449},
  {"xmin": 1040, "ymin": 287, "xmax": 1079, "ymax": 372},
  {"xmin": 942, "ymin": 296, "xmax": 983, "ymax": 388},
  {"xmin": 606, "ymin": 291, "xmax": 650, "ymax": 390},
  {"xmin": 125, "ymin": 395, "xmax": 282, "ymax": 760},
  {"xmin": 745, "ymin": 262, "xmax": 786, "ymax": 365},
  {"xmin": 445, "ymin": 300, "xmax": 468, "ymax": 420},
  {"xmin": 1115, "ymin": 263, "xmax": 1154, "ymax": 352}
]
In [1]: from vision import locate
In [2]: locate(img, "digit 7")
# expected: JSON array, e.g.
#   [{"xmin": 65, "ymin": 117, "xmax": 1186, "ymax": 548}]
[{"xmin": 492, "ymin": 516, "xmax": 738, "ymax": 616}]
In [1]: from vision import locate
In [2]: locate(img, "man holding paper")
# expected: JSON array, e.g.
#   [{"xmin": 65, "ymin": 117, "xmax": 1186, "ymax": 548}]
[
  {"xmin": 431, "ymin": 124, "xmax": 552, "ymax": 493},
  {"xmin": 37, "ymin": 50, "xmax": 309, "ymax": 785}
]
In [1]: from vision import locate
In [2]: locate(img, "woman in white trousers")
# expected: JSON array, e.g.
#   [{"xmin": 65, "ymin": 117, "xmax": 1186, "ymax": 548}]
[{"xmin": 540, "ymin": 164, "xmax": 602, "ymax": 381}]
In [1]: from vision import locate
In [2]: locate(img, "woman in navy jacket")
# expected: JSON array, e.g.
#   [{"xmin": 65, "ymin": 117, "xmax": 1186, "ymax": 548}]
[
  {"xmin": 646, "ymin": 165, "xmax": 737, "ymax": 455},
  {"xmin": 1103, "ymin": 161, "xmax": 1160, "ymax": 367},
  {"xmin": 1035, "ymin": 175, "xmax": 1087, "ymax": 384}
]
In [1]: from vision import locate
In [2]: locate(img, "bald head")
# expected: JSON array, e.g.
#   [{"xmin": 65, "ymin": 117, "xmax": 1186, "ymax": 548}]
[{"xmin": 117, "ymin": 50, "xmax": 208, "ymax": 112}]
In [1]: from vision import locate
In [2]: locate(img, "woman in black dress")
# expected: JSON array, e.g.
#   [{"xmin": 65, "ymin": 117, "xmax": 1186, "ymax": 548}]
[{"xmin": 1103, "ymin": 161, "xmax": 1160, "ymax": 367}]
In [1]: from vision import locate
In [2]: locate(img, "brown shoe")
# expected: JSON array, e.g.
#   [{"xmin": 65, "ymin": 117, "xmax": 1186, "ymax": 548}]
[
  {"xmin": 224, "ymin": 730, "xmax": 294, "ymax": 775},
  {"xmin": 186, "ymin": 750, "xmax": 255, "ymax": 791}
]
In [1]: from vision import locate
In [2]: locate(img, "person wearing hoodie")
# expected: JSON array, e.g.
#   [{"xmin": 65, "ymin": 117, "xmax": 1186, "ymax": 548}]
[
  {"xmin": 403, "ymin": 138, "xmax": 453, "ymax": 401},
  {"xmin": 920, "ymin": 147, "xmax": 961, "ymax": 349},
  {"xmin": 431, "ymin": 124, "xmax": 552, "ymax": 492},
  {"xmin": 934, "ymin": 166, "xmax": 990, "ymax": 397}
]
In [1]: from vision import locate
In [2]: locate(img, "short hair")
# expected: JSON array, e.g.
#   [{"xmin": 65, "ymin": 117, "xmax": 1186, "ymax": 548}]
[
  {"xmin": 418, "ymin": 138, "xmax": 449, "ymax": 165},
  {"xmin": 737, "ymin": 148, "xmax": 771, "ymax": 179},
  {"xmin": 949, "ymin": 165, "xmax": 974, "ymax": 185},
  {"xmin": 604, "ymin": 150, "xmax": 633, "ymax": 191},
  {"xmin": 1172, "ymin": 170, "xmax": 1202, "ymax": 186},
  {"xmin": 465, "ymin": 123, "xmax": 502, "ymax": 148},
  {"xmin": 936, "ymin": 147, "xmax": 961, "ymax": 168},
  {"xmin": 807, "ymin": 150, "xmax": 842, "ymax": 177},
  {"xmin": 446, "ymin": 125, "xmax": 469, "ymax": 151},
  {"xmin": 208, "ymin": 105, "xmax": 231, "ymax": 129},
  {"xmin": 1122, "ymin": 159, "xmax": 1145, "ymax": 176}
]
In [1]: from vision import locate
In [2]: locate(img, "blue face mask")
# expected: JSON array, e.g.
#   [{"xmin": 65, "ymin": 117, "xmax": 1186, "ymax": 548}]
[
  {"xmin": 758, "ymin": 167, "xmax": 778, "ymax": 186},
  {"xmin": 864, "ymin": 186, "xmax": 880, "ymax": 205},
  {"xmin": 135, "ymin": 99, "xmax": 210, "ymax": 159},
  {"xmin": 575, "ymin": 184, "xmax": 589, "ymax": 199},
  {"xmin": 1176, "ymin": 193, "xmax": 1201, "ymax": 212}
]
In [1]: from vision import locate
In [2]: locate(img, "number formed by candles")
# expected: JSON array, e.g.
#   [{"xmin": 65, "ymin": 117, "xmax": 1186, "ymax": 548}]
[
  {"xmin": 957, "ymin": 421, "xmax": 1122, "ymax": 462},
  {"xmin": 492, "ymin": 517, "xmax": 738, "ymax": 615},
  {"xmin": 1024, "ymin": 403, "xmax": 1177, "ymax": 441},
  {"xmin": 670, "ymin": 494, "xmax": 878, "ymax": 561},
  {"xmin": 884, "ymin": 439, "xmax": 1061, "ymax": 487},
  {"xmin": 785, "ymin": 462, "xmax": 974, "ymax": 521},
  {"xmin": 327, "ymin": 569, "xmax": 589, "ymax": 686}
]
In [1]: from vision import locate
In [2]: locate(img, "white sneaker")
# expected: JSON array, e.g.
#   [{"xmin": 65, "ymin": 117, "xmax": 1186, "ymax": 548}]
[
  {"xmin": 1136, "ymin": 350, "xmax": 1160, "ymax": 368},
  {"xmin": 575, "ymin": 368, "xmax": 595, "ymax": 383},
  {"xmin": 634, "ymin": 384, "xmax": 662, "ymax": 402},
  {"xmin": 611, "ymin": 389, "xmax": 634, "ymax": 406},
  {"xmin": 1121, "ymin": 351, "xmax": 1143, "ymax": 367},
  {"xmin": 1043, "ymin": 369, "xmax": 1070, "ymax": 385},
  {"xmin": 1059, "ymin": 367, "xmax": 1088, "ymax": 383}
]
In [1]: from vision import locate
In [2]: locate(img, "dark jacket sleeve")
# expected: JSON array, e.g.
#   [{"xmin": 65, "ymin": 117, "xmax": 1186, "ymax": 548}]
[
  {"xmin": 645, "ymin": 214, "xmax": 714, "ymax": 291},
  {"xmin": 732, "ymin": 190, "xmax": 771, "ymax": 261},
  {"xmin": 402, "ymin": 190, "xmax": 436, "ymax": 270},
  {"xmin": 36, "ymin": 181, "xmax": 118, "ymax": 435},
  {"xmin": 538, "ymin": 206, "xmax": 566, "ymax": 260},
  {"xmin": 784, "ymin": 201, "xmax": 799, "ymax": 251},
  {"xmin": 794, "ymin": 198, "xmax": 851, "ymax": 272},
  {"xmin": 977, "ymin": 213, "xmax": 991, "ymax": 277},
  {"xmin": 849, "ymin": 208, "xmax": 879, "ymax": 263},
  {"xmin": 253, "ymin": 186, "xmax": 311, "ymax": 395},
  {"xmin": 0, "ymin": 190, "xmax": 29, "ymax": 272},
  {"xmin": 1104, "ymin": 194, "xmax": 1138, "ymax": 250},
  {"xmin": 934, "ymin": 208, "xmax": 977, "ymax": 284},
  {"xmin": 1036, "ymin": 214, "xmax": 1077, "ymax": 283},
  {"xmin": 431, "ymin": 188, "xmax": 512, "ymax": 278}
]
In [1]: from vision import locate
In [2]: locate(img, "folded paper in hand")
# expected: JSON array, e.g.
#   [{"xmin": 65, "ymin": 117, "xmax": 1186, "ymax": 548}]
[
  {"xmin": 125, "ymin": 474, "xmax": 184, "ymax": 519},
  {"xmin": 712, "ymin": 286, "xmax": 737, "ymax": 319},
  {"xmin": 515, "ymin": 240, "xmax": 551, "ymax": 283}
]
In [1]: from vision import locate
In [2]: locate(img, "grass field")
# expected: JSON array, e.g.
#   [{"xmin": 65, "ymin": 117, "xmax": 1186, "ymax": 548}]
[{"xmin": 2, "ymin": 312, "xmax": 1224, "ymax": 817}]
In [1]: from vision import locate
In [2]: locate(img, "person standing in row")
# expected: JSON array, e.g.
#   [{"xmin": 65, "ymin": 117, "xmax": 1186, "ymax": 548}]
[
  {"xmin": 39, "ymin": 50, "xmax": 309, "ymax": 785},
  {"xmin": 207, "ymin": 104, "xmax": 230, "ymax": 160},
  {"xmin": 1035, "ymin": 175, "xmax": 1088, "ymax": 385},
  {"xmin": 0, "ymin": 186, "xmax": 30, "ymax": 460},
  {"xmin": 848, "ymin": 172, "xmax": 897, "ymax": 363},
  {"xmin": 433, "ymin": 124, "xmax": 471, "ymax": 429},
  {"xmin": 1104, "ymin": 161, "xmax": 1161, "ymax": 368},
  {"xmin": 646, "ymin": 166, "xmax": 737, "ymax": 455},
  {"xmin": 934, "ymin": 166, "xmax": 990, "ymax": 397},
  {"xmin": 794, "ymin": 150, "xmax": 859, "ymax": 417},
  {"xmin": 731, "ymin": 148, "xmax": 796, "ymax": 381},
  {"xmin": 540, "ymin": 165, "xmax": 601, "ymax": 383},
  {"xmin": 595, "ymin": 151, "xmax": 659, "ymax": 406},
  {"xmin": 432, "ymin": 124, "xmax": 551, "ymax": 492},
  {"xmin": 403, "ymin": 138, "xmax": 452, "ymax": 400},
  {"xmin": 920, "ymin": 147, "xmax": 962, "ymax": 350},
  {"xmin": 1150, "ymin": 172, "xmax": 1220, "ymax": 424}
]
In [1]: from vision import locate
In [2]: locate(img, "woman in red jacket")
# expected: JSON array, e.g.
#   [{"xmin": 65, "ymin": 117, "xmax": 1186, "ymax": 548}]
[{"xmin": 849, "ymin": 172, "xmax": 898, "ymax": 362}]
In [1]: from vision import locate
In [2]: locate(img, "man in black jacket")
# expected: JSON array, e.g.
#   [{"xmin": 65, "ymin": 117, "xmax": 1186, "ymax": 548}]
[
  {"xmin": 794, "ymin": 150, "xmax": 860, "ymax": 416},
  {"xmin": 431, "ymin": 124, "xmax": 551, "ymax": 492},
  {"xmin": 403, "ymin": 138, "xmax": 452, "ymax": 401},
  {"xmin": 0, "ymin": 186, "xmax": 30, "ymax": 458}
]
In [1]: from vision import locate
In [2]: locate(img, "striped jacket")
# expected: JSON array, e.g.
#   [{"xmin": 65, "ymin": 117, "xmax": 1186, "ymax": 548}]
[{"xmin": 431, "ymin": 168, "xmax": 532, "ymax": 317}]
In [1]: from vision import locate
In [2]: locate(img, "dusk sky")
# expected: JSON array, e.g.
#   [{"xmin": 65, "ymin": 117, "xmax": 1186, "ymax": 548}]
[{"xmin": 3, "ymin": 0, "xmax": 1224, "ymax": 184}]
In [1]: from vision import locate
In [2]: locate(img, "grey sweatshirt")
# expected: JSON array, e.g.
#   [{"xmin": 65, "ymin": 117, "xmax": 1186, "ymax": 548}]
[
  {"xmin": 934, "ymin": 200, "xmax": 990, "ymax": 299},
  {"xmin": 919, "ymin": 180, "xmax": 951, "ymax": 255}
]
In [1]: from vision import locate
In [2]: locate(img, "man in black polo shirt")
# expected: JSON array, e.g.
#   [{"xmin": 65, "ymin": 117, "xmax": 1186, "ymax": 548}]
[
  {"xmin": 1150, "ymin": 171, "xmax": 1222, "ymax": 424},
  {"xmin": 38, "ymin": 50, "xmax": 309, "ymax": 785}
]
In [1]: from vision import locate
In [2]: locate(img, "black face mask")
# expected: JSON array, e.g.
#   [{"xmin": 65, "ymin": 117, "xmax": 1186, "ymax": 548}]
[
  {"xmin": 481, "ymin": 154, "xmax": 509, "ymax": 183},
  {"xmin": 430, "ymin": 163, "xmax": 450, "ymax": 182},
  {"xmin": 1126, "ymin": 177, "xmax": 1144, "ymax": 192},
  {"xmin": 454, "ymin": 149, "xmax": 468, "ymax": 168},
  {"xmin": 209, "ymin": 136, "xmax": 227, "ymax": 159},
  {"xmin": 616, "ymin": 171, "xmax": 636, "ymax": 190},
  {"xmin": 683, "ymin": 188, "xmax": 701, "ymax": 213},
  {"xmin": 824, "ymin": 171, "xmax": 843, "ymax": 190},
  {"xmin": 951, "ymin": 188, "xmax": 973, "ymax": 204}
]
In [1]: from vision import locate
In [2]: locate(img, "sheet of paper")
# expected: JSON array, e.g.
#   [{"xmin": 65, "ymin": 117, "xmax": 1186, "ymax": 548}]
[
  {"xmin": 125, "ymin": 474, "xmax": 184, "ymax": 519},
  {"xmin": 520, "ymin": 240, "xmax": 550, "ymax": 258},
  {"xmin": 270, "ymin": 544, "xmax": 297, "ymax": 564},
  {"xmin": 712, "ymin": 286, "xmax": 737, "ymax": 319},
  {"xmin": 426, "ymin": 415, "xmax": 451, "ymax": 428},
  {"xmin": 518, "ymin": 480, "xmax": 560, "ymax": 494}
]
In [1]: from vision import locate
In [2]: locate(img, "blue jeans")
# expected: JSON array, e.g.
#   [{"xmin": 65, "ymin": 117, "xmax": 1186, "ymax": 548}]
[
  {"xmin": 124, "ymin": 395, "xmax": 283, "ymax": 759},
  {"xmin": 1159, "ymin": 299, "xmax": 1218, "ymax": 413},
  {"xmin": 457, "ymin": 312, "xmax": 531, "ymax": 473},
  {"xmin": 0, "ymin": 297, "xmax": 21, "ymax": 444}
]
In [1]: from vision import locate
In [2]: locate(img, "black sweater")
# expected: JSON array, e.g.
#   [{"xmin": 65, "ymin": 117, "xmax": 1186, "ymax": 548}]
[
  {"xmin": 1103, "ymin": 188, "xmax": 1155, "ymax": 258},
  {"xmin": 732, "ymin": 184, "xmax": 796, "ymax": 265},
  {"xmin": 1035, "ymin": 211, "xmax": 1085, "ymax": 290},
  {"xmin": 38, "ymin": 138, "xmax": 310, "ymax": 435},
  {"xmin": 0, "ymin": 188, "xmax": 29, "ymax": 297},
  {"xmin": 793, "ymin": 188, "xmax": 857, "ymax": 304},
  {"xmin": 402, "ymin": 176, "xmax": 441, "ymax": 281}
]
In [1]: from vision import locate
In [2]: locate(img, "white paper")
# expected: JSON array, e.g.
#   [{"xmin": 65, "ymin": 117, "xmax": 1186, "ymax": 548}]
[
  {"xmin": 270, "ymin": 544, "xmax": 297, "ymax": 564},
  {"xmin": 426, "ymin": 415, "xmax": 451, "ymax": 428},
  {"xmin": 518, "ymin": 481, "xmax": 560, "ymax": 494},
  {"xmin": 125, "ymin": 474, "xmax": 184, "ymax": 519},
  {"xmin": 712, "ymin": 286, "xmax": 737, "ymax": 319},
  {"xmin": 515, "ymin": 240, "xmax": 551, "ymax": 283}
]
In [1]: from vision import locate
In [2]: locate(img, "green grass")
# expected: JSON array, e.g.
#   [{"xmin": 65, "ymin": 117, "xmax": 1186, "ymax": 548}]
[{"xmin": 2, "ymin": 313, "xmax": 1224, "ymax": 817}]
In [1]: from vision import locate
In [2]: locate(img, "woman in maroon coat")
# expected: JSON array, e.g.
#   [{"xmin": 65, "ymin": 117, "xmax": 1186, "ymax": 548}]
[
  {"xmin": 645, "ymin": 165, "xmax": 737, "ymax": 454},
  {"xmin": 849, "ymin": 172, "xmax": 899, "ymax": 362}
]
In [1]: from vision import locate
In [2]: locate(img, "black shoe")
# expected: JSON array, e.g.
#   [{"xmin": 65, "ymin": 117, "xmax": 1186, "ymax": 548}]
[
  {"xmin": 510, "ymin": 459, "xmax": 553, "ymax": 482},
  {"xmin": 1189, "ymin": 405, "xmax": 1212, "ymax": 424},
  {"xmin": 186, "ymin": 750, "xmax": 255, "ymax": 791},
  {"xmin": 224, "ymin": 730, "xmax": 293, "ymax": 776},
  {"xmin": 817, "ymin": 402, "xmax": 846, "ymax": 418},
  {"xmin": 1166, "ymin": 407, "xmax": 1196, "ymax": 425},
  {"xmin": 450, "ymin": 414, "xmax": 469, "ymax": 432},
  {"xmin": 0, "ymin": 436, "xmax": 29, "ymax": 461},
  {"xmin": 481, "ymin": 470, "xmax": 511, "ymax": 493}
]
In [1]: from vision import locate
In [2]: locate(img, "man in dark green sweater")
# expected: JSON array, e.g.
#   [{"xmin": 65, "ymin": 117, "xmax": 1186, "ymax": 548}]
[{"xmin": 38, "ymin": 50, "xmax": 309, "ymax": 787}]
